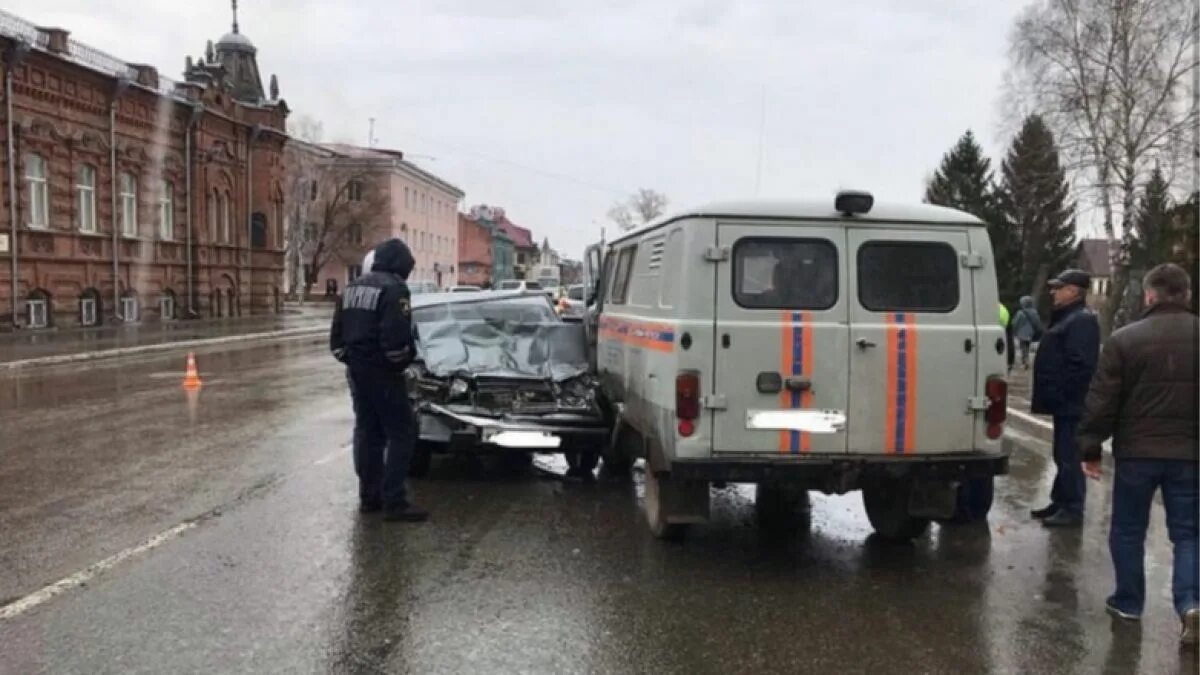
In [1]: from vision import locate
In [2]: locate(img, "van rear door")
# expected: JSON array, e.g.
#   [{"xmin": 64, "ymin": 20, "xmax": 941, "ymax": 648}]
[
  {"xmin": 846, "ymin": 229, "xmax": 977, "ymax": 455},
  {"xmin": 711, "ymin": 222, "xmax": 850, "ymax": 455}
]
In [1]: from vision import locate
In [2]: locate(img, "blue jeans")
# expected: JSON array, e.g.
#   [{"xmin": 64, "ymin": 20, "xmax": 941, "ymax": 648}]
[
  {"xmin": 1108, "ymin": 459, "xmax": 1200, "ymax": 617},
  {"xmin": 347, "ymin": 366, "xmax": 416, "ymax": 509},
  {"xmin": 1050, "ymin": 416, "xmax": 1086, "ymax": 516}
]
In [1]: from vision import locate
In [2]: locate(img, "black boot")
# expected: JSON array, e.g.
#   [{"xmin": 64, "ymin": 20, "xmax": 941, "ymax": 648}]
[
  {"xmin": 383, "ymin": 503, "xmax": 430, "ymax": 522},
  {"xmin": 1030, "ymin": 504, "xmax": 1059, "ymax": 519}
]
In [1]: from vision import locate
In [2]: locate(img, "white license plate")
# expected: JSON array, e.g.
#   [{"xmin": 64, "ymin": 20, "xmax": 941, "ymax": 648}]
[
  {"xmin": 746, "ymin": 409, "xmax": 846, "ymax": 433},
  {"xmin": 485, "ymin": 430, "xmax": 562, "ymax": 449}
]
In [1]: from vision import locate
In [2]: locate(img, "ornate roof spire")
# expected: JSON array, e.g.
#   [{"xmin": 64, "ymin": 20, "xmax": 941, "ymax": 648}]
[{"xmin": 232, "ymin": 0, "xmax": 239, "ymax": 34}]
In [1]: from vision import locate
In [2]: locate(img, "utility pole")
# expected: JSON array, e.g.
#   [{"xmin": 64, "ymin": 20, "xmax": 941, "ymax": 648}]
[{"xmin": 368, "ymin": 118, "xmax": 375, "ymax": 148}]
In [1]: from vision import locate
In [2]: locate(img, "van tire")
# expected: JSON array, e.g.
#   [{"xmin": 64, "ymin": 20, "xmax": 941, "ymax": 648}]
[
  {"xmin": 644, "ymin": 470, "xmax": 688, "ymax": 541},
  {"xmin": 601, "ymin": 424, "xmax": 638, "ymax": 477},
  {"xmin": 755, "ymin": 482, "xmax": 811, "ymax": 530},
  {"xmin": 862, "ymin": 482, "xmax": 930, "ymax": 541},
  {"xmin": 941, "ymin": 477, "xmax": 995, "ymax": 524}
]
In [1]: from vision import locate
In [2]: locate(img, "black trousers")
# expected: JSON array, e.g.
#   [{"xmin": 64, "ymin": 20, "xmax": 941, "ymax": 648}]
[{"xmin": 346, "ymin": 366, "xmax": 416, "ymax": 509}]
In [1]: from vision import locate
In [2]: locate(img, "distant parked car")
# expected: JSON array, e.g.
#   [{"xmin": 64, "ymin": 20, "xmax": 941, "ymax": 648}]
[
  {"xmin": 450, "ymin": 285, "xmax": 482, "ymax": 293},
  {"xmin": 556, "ymin": 284, "xmax": 586, "ymax": 319},
  {"xmin": 410, "ymin": 281, "xmax": 440, "ymax": 294},
  {"xmin": 496, "ymin": 280, "xmax": 544, "ymax": 293}
]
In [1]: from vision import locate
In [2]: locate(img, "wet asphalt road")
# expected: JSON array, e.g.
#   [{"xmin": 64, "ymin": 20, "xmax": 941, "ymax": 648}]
[{"xmin": 0, "ymin": 341, "xmax": 1196, "ymax": 674}]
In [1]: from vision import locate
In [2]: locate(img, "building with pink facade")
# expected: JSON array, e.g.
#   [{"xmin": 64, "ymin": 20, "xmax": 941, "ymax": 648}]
[{"xmin": 308, "ymin": 144, "xmax": 463, "ymax": 292}]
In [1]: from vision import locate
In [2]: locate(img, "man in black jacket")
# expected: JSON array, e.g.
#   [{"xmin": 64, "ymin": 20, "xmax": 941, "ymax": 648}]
[
  {"xmin": 1030, "ymin": 269, "xmax": 1100, "ymax": 527},
  {"xmin": 1076, "ymin": 263, "xmax": 1198, "ymax": 643},
  {"xmin": 330, "ymin": 238, "xmax": 428, "ymax": 522}
]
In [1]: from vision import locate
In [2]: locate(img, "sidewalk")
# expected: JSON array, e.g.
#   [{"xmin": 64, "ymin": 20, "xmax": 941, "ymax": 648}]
[{"xmin": 0, "ymin": 302, "xmax": 333, "ymax": 367}]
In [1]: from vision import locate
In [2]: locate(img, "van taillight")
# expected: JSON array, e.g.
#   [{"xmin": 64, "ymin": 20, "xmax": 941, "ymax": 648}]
[
  {"xmin": 676, "ymin": 371, "xmax": 700, "ymax": 436},
  {"xmin": 985, "ymin": 376, "xmax": 1007, "ymax": 439}
]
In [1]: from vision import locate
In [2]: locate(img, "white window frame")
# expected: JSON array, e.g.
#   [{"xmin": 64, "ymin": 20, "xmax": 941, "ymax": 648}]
[
  {"xmin": 120, "ymin": 295, "xmax": 139, "ymax": 322},
  {"xmin": 80, "ymin": 297, "xmax": 97, "ymax": 326},
  {"xmin": 159, "ymin": 294, "xmax": 174, "ymax": 320},
  {"xmin": 76, "ymin": 165, "xmax": 97, "ymax": 233},
  {"xmin": 120, "ymin": 172, "xmax": 138, "ymax": 237},
  {"xmin": 159, "ymin": 180, "xmax": 174, "ymax": 240},
  {"xmin": 26, "ymin": 154, "xmax": 48, "ymax": 229},
  {"xmin": 27, "ymin": 298, "xmax": 48, "ymax": 328}
]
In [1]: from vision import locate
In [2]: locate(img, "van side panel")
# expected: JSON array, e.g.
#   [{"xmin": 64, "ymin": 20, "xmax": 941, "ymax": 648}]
[
  {"xmin": 970, "ymin": 229, "xmax": 1007, "ymax": 453},
  {"xmin": 597, "ymin": 219, "xmax": 716, "ymax": 462}
]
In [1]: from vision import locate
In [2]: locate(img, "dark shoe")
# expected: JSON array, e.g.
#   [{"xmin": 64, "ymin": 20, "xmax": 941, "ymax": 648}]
[
  {"xmin": 359, "ymin": 500, "xmax": 383, "ymax": 514},
  {"xmin": 1042, "ymin": 510, "xmax": 1083, "ymax": 528},
  {"xmin": 1106, "ymin": 598, "xmax": 1141, "ymax": 622},
  {"xmin": 1182, "ymin": 608, "xmax": 1200, "ymax": 645},
  {"xmin": 1030, "ymin": 504, "xmax": 1060, "ymax": 519},
  {"xmin": 383, "ymin": 503, "xmax": 429, "ymax": 523}
]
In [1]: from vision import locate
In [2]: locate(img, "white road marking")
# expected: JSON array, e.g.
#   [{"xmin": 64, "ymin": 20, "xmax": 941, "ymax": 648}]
[{"xmin": 0, "ymin": 521, "xmax": 198, "ymax": 622}]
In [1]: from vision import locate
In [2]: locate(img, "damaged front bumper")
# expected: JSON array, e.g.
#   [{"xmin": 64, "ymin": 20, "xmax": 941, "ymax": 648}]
[{"xmin": 418, "ymin": 402, "xmax": 608, "ymax": 452}]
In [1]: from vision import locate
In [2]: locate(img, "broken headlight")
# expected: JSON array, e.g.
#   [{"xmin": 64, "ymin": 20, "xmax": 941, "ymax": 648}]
[{"xmin": 448, "ymin": 378, "xmax": 470, "ymax": 400}]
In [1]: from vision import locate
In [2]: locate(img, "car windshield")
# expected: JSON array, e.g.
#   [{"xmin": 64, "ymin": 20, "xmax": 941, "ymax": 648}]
[
  {"xmin": 497, "ymin": 281, "xmax": 522, "ymax": 290},
  {"xmin": 568, "ymin": 286, "xmax": 585, "ymax": 301},
  {"xmin": 412, "ymin": 296, "xmax": 586, "ymax": 380}
]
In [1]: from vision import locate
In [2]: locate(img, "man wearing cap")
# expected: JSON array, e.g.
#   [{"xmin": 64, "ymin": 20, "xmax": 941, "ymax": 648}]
[{"xmin": 1030, "ymin": 269, "xmax": 1101, "ymax": 527}]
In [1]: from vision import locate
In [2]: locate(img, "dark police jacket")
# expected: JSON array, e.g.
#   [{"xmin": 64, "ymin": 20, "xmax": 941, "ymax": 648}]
[
  {"xmin": 329, "ymin": 239, "xmax": 416, "ymax": 374},
  {"xmin": 1031, "ymin": 300, "xmax": 1100, "ymax": 418}
]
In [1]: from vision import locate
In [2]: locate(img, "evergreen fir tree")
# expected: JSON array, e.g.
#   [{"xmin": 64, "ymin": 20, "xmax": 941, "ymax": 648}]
[
  {"xmin": 924, "ymin": 131, "xmax": 1015, "ymax": 303},
  {"xmin": 996, "ymin": 115, "xmax": 1075, "ymax": 305},
  {"xmin": 1130, "ymin": 166, "xmax": 1174, "ymax": 271}
]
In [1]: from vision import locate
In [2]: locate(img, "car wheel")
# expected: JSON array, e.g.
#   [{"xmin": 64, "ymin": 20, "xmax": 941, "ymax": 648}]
[
  {"xmin": 408, "ymin": 441, "xmax": 434, "ymax": 479},
  {"xmin": 644, "ymin": 469, "xmax": 689, "ymax": 541},
  {"xmin": 565, "ymin": 448, "xmax": 600, "ymax": 478},
  {"xmin": 862, "ymin": 481, "xmax": 930, "ymax": 541},
  {"xmin": 499, "ymin": 450, "xmax": 534, "ymax": 473},
  {"xmin": 940, "ymin": 477, "xmax": 995, "ymax": 525},
  {"xmin": 755, "ymin": 482, "xmax": 811, "ymax": 530},
  {"xmin": 601, "ymin": 424, "xmax": 637, "ymax": 477}
]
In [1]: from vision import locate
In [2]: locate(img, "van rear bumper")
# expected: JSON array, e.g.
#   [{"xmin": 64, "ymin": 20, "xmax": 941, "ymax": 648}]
[{"xmin": 668, "ymin": 451, "xmax": 1008, "ymax": 489}]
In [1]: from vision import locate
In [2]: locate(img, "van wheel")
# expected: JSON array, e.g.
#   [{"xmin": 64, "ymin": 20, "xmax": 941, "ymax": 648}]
[
  {"xmin": 409, "ymin": 442, "xmax": 434, "ymax": 479},
  {"xmin": 940, "ymin": 477, "xmax": 995, "ymax": 524},
  {"xmin": 755, "ymin": 482, "xmax": 811, "ymax": 530},
  {"xmin": 601, "ymin": 424, "xmax": 638, "ymax": 477},
  {"xmin": 644, "ymin": 469, "xmax": 688, "ymax": 541},
  {"xmin": 862, "ymin": 482, "xmax": 929, "ymax": 541},
  {"xmin": 565, "ymin": 448, "xmax": 599, "ymax": 479}
]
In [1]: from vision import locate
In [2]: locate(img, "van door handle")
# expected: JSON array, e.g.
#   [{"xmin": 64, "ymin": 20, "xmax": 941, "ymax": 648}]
[{"xmin": 856, "ymin": 338, "xmax": 877, "ymax": 350}]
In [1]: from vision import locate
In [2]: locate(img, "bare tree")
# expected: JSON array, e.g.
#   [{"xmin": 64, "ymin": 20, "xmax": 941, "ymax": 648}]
[
  {"xmin": 1008, "ymin": 0, "xmax": 1199, "ymax": 334},
  {"xmin": 299, "ymin": 166, "xmax": 389, "ymax": 300},
  {"xmin": 287, "ymin": 114, "xmax": 324, "ymax": 144},
  {"xmin": 608, "ymin": 188, "xmax": 669, "ymax": 231},
  {"xmin": 283, "ymin": 140, "xmax": 323, "ymax": 302}
]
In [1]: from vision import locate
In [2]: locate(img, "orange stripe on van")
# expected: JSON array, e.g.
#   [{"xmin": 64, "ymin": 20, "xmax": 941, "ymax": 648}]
[
  {"xmin": 778, "ymin": 311, "xmax": 791, "ymax": 453},
  {"xmin": 903, "ymin": 313, "xmax": 918, "ymax": 454},
  {"xmin": 800, "ymin": 315, "xmax": 813, "ymax": 453},
  {"xmin": 884, "ymin": 314, "xmax": 898, "ymax": 454}
]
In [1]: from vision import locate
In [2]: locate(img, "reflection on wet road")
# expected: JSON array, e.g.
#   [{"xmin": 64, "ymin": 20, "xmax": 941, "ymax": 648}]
[{"xmin": 0, "ymin": 341, "xmax": 1194, "ymax": 674}]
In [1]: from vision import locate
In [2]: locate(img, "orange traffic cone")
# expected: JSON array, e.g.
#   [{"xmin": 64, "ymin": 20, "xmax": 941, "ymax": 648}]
[{"xmin": 182, "ymin": 352, "xmax": 203, "ymax": 389}]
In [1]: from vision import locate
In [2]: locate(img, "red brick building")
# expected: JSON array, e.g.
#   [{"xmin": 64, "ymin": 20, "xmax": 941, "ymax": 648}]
[
  {"xmin": 457, "ymin": 212, "xmax": 492, "ymax": 287},
  {"xmin": 0, "ymin": 8, "xmax": 288, "ymax": 330}
]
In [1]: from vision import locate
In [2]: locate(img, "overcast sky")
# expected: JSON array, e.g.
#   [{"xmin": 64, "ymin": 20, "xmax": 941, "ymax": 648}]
[{"xmin": 8, "ymin": 0, "xmax": 1032, "ymax": 258}]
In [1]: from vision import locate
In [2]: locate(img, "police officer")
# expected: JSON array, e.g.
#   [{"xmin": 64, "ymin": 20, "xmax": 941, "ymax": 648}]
[{"xmin": 330, "ymin": 238, "xmax": 428, "ymax": 522}]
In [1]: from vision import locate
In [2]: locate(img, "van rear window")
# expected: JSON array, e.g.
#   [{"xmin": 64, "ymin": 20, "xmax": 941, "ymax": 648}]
[
  {"xmin": 857, "ymin": 242, "xmax": 959, "ymax": 312},
  {"xmin": 733, "ymin": 238, "xmax": 837, "ymax": 309}
]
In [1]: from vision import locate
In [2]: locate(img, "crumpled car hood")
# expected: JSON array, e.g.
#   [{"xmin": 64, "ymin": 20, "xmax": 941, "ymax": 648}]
[{"xmin": 416, "ymin": 320, "xmax": 589, "ymax": 382}]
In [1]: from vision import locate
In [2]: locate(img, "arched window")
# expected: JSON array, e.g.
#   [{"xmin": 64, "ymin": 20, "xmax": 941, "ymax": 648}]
[
  {"xmin": 119, "ymin": 172, "xmax": 138, "ymax": 237},
  {"xmin": 221, "ymin": 191, "xmax": 231, "ymax": 243},
  {"xmin": 348, "ymin": 180, "xmax": 364, "ymax": 202},
  {"xmin": 26, "ymin": 288, "xmax": 50, "ymax": 328},
  {"xmin": 159, "ymin": 180, "xmax": 174, "ymax": 240},
  {"xmin": 79, "ymin": 289, "xmax": 101, "ymax": 326},
  {"xmin": 159, "ymin": 289, "xmax": 176, "ymax": 320},
  {"xmin": 207, "ymin": 190, "xmax": 218, "ymax": 242},
  {"xmin": 120, "ymin": 290, "xmax": 139, "ymax": 322},
  {"xmin": 25, "ymin": 154, "xmax": 48, "ymax": 228},
  {"xmin": 75, "ymin": 165, "xmax": 97, "ymax": 233}
]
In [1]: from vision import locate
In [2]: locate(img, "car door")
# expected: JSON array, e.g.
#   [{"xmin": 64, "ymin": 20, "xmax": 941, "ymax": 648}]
[
  {"xmin": 846, "ymin": 228, "xmax": 977, "ymax": 455},
  {"xmin": 711, "ymin": 221, "xmax": 850, "ymax": 455}
]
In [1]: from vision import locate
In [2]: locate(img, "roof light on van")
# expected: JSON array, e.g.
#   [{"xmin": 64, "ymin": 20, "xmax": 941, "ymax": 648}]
[{"xmin": 835, "ymin": 190, "xmax": 874, "ymax": 216}]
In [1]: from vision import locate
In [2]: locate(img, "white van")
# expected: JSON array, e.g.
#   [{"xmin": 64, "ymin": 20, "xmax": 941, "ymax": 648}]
[{"xmin": 583, "ymin": 192, "xmax": 1009, "ymax": 540}]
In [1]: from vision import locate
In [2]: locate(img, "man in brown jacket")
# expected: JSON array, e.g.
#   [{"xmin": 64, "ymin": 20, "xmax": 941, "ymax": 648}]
[{"xmin": 1076, "ymin": 263, "xmax": 1199, "ymax": 645}]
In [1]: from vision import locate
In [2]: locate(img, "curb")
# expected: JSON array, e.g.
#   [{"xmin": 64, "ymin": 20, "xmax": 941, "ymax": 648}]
[{"xmin": 0, "ymin": 326, "xmax": 326, "ymax": 372}]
